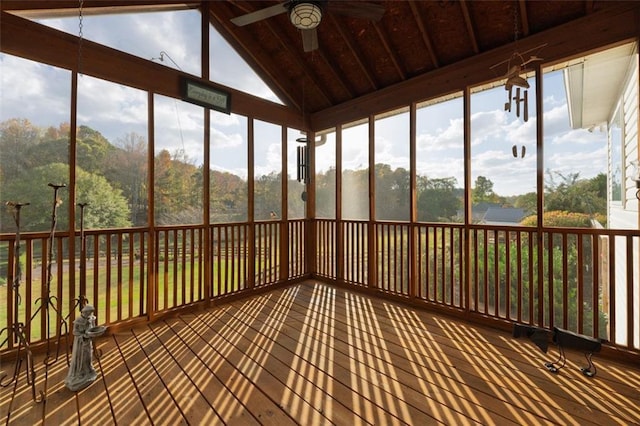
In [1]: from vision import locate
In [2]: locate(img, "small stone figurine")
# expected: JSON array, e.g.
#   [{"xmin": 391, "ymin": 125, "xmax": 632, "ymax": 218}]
[{"xmin": 65, "ymin": 304, "xmax": 103, "ymax": 391}]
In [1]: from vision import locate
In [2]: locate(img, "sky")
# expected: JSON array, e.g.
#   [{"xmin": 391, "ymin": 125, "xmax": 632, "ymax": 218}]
[{"xmin": 0, "ymin": 8, "xmax": 609, "ymax": 197}]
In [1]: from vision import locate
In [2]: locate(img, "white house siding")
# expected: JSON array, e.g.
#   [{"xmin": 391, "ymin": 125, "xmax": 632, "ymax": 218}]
[{"xmin": 608, "ymin": 53, "xmax": 639, "ymax": 349}]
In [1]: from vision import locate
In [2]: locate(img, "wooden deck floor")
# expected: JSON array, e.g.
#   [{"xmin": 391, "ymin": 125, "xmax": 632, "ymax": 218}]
[{"xmin": 2, "ymin": 281, "xmax": 640, "ymax": 425}]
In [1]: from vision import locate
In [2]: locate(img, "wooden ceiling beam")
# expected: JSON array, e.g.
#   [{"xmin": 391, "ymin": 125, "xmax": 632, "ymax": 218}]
[
  {"xmin": 0, "ymin": 1, "xmax": 199, "ymax": 17},
  {"xmin": 372, "ymin": 22, "xmax": 406, "ymax": 81},
  {"xmin": 459, "ymin": 0, "xmax": 479, "ymax": 54},
  {"xmin": 327, "ymin": 14, "xmax": 379, "ymax": 91},
  {"xmin": 0, "ymin": 10, "xmax": 305, "ymax": 129},
  {"xmin": 408, "ymin": 1, "xmax": 439, "ymax": 68},
  {"xmin": 310, "ymin": 47, "xmax": 356, "ymax": 104},
  {"xmin": 219, "ymin": 1, "xmax": 336, "ymax": 111},
  {"xmin": 311, "ymin": 3, "xmax": 640, "ymax": 131},
  {"xmin": 518, "ymin": 0, "xmax": 529, "ymax": 37},
  {"xmin": 257, "ymin": 21, "xmax": 335, "ymax": 108},
  {"xmin": 207, "ymin": 3, "xmax": 300, "ymax": 110}
]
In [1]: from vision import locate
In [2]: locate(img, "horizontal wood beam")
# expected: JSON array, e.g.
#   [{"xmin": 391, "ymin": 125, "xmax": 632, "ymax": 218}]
[
  {"xmin": 0, "ymin": 10, "xmax": 305, "ymax": 129},
  {"xmin": 310, "ymin": 2, "xmax": 640, "ymax": 131},
  {"xmin": 0, "ymin": 1, "xmax": 200, "ymax": 17}
]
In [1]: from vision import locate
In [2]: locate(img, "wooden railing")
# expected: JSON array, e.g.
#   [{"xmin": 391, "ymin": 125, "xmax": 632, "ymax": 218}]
[
  {"xmin": 2, "ymin": 218, "xmax": 638, "ymax": 356},
  {"xmin": 0, "ymin": 219, "xmax": 307, "ymax": 352},
  {"xmin": 315, "ymin": 219, "xmax": 640, "ymax": 354}
]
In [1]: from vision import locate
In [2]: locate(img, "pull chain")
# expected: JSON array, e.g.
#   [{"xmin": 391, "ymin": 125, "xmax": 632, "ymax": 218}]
[{"xmin": 78, "ymin": 0, "xmax": 84, "ymax": 75}]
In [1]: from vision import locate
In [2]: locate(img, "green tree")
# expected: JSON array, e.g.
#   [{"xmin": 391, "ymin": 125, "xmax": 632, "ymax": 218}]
[
  {"xmin": 545, "ymin": 171, "xmax": 606, "ymax": 215},
  {"xmin": 417, "ymin": 176, "xmax": 461, "ymax": 222},
  {"xmin": 111, "ymin": 132, "xmax": 148, "ymax": 225},
  {"xmin": 154, "ymin": 149, "xmax": 201, "ymax": 225},
  {"xmin": 2, "ymin": 163, "xmax": 130, "ymax": 232},
  {"xmin": 472, "ymin": 175, "xmax": 498, "ymax": 204},
  {"xmin": 254, "ymin": 171, "xmax": 281, "ymax": 220},
  {"xmin": 315, "ymin": 167, "xmax": 336, "ymax": 218},
  {"xmin": 0, "ymin": 118, "xmax": 42, "ymax": 185},
  {"xmin": 210, "ymin": 170, "xmax": 248, "ymax": 222},
  {"xmin": 375, "ymin": 164, "xmax": 410, "ymax": 221},
  {"xmin": 514, "ymin": 191, "xmax": 537, "ymax": 215}
]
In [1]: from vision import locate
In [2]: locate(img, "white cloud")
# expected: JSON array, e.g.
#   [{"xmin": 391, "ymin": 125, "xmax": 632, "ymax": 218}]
[
  {"xmin": 416, "ymin": 116, "xmax": 463, "ymax": 151},
  {"xmin": 470, "ymin": 109, "xmax": 509, "ymax": 146},
  {"xmin": 550, "ymin": 127, "xmax": 606, "ymax": 146},
  {"xmin": 211, "ymin": 127, "xmax": 242, "ymax": 149}
]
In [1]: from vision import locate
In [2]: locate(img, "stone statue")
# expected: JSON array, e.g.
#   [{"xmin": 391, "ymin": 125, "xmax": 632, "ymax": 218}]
[{"xmin": 64, "ymin": 304, "xmax": 102, "ymax": 391}]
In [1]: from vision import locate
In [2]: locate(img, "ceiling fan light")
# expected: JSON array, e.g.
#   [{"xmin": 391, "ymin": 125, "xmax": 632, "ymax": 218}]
[{"xmin": 290, "ymin": 2, "xmax": 322, "ymax": 30}]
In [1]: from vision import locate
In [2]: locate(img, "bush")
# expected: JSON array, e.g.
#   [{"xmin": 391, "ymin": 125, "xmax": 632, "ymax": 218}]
[{"xmin": 520, "ymin": 210, "xmax": 592, "ymax": 228}]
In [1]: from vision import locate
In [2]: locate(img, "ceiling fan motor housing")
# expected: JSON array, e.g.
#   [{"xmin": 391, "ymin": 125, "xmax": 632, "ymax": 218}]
[{"xmin": 289, "ymin": 1, "xmax": 323, "ymax": 30}]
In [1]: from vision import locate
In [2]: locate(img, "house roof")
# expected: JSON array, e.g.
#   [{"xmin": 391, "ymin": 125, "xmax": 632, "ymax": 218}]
[
  {"xmin": 564, "ymin": 41, "xmax": 637, "ymax": 130},
  {"xmin": 482, "ymin": 207, "xmax": 526, "ymax": 225},
  {"xmin": 2, "ymin": 1, "xmax": 639, "ymax": 132}
]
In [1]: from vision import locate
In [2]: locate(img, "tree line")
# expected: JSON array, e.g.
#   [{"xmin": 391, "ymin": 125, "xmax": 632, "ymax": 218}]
[{"xmin": 0, "ymin": 118, "xmax": 607, "ymax": 233}]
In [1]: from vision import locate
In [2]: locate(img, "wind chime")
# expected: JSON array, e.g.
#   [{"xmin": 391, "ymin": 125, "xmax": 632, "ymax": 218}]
[
  {"xmin": 490, "ymin": 6, "xmax": 546, "ymax": 160},
  {"xmin": 296, "ymin": 79, "xmax": 311, "ymax": 204},
  {"xmin": 491, "ymin": 6, "xmax": 546, "ymax": 123}
]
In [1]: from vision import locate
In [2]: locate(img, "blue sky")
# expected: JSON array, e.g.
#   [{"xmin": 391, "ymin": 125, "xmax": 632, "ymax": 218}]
[{"xmin": 0, "ymin": 8, "xmax": 608, "ymax": 197}]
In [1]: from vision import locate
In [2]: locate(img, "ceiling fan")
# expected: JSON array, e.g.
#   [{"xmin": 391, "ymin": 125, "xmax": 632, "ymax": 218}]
[{"xmin": 230, "ymin": 1, "xmax": 385, "ymax": 52}]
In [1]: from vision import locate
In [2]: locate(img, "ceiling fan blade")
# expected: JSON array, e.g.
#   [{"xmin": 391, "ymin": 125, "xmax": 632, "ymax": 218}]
[
  {"xmin": 328, "ymin": 2, "xmax": 385, "ymax": 21},
  {"xmin": 230, "ymin": 2, "xmax": 288, "ymax": 26},
  {"xmin": 301, "ymin": 28, "xmax": 319, "ymax": 52}
]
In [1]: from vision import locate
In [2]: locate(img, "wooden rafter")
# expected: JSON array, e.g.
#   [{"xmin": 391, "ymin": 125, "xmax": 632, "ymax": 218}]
[
  {"xmin": 408, "ymin": 1, "xmax": 439, "ymax": 69},
  {"xmin": 372, "ymin": 22, "xmax": 406, "ymax": 81},
  {"xmin": 459, "ymin": 0, "xmax": 479, "ymax": 54},
  {"xmin": 307, "ymin": 46, "xmax": 356, "ymax": 104},
  {"xmin": 518, "ymin": 0, "xmax": 529, "ymax": 37},
  {"xmin": 255, "ymin": 20, "xmax": 336, "ymax": 108},
  {"xmin": 327, "ymin": 13, "xmax": 378, "ymax": 91},
  {"xmin": 207, "ymin": 4, "xmax": 298, "ymax": 109},
  {"xmin": 216, "ymin": 1, "xmax": 337, "ymax": 111},
  {"xmin": 3, "ymin": 0, "xmax": 634, "ymax": 123}
]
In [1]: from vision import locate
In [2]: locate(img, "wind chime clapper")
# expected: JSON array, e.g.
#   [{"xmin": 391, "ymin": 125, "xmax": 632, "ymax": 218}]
[{"xmin": 0, "ymin": 201, "xmax": 41, "ymax": 402}]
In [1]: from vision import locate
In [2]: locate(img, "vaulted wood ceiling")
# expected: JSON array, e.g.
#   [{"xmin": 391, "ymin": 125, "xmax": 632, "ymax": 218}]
[
  {"xmin": 2, "ymin": 1, "xmax": 639, "ymax": 131},
  {"xmin": 208, "ymin": 0, "xmax": 594, "ymax": 114},
  {"xmin": 206, "ymin": 1, "xmax": 640, "ymax": 119}
]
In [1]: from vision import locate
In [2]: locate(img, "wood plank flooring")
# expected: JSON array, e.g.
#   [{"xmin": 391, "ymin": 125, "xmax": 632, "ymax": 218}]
[{"xmin": 2, "ymin": 281, "xmax": 640, "ymax": 425}]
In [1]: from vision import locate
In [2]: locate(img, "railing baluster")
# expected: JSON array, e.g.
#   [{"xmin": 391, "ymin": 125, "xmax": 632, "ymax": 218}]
[{"xmin": 1, "ymin": 220, "xmax": 638, "ymax": 356}]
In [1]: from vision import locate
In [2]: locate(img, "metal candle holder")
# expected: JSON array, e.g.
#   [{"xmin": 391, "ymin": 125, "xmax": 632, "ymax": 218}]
[{"xmin": 0, "ymin": 202, "xmax": 40, "ymax": 402}]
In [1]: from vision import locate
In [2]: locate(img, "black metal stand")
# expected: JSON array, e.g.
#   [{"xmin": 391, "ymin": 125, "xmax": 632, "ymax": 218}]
[
  {"xmin": 544, "ymin": 327, "xmax": 601, "ymax": 377},
  {"xmin": 33, "ymin": 183, "xmax": 72, "ymax": 400},
  {"xmin": 0, "ymin": 202, "xmax": 42, "ymax": 404},
  {"xmin": 513, "ymin": 323, "xmax": 601, "ymax": 378}
]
